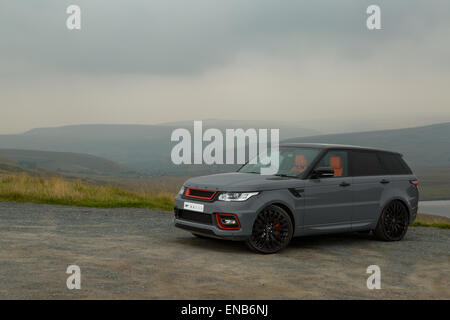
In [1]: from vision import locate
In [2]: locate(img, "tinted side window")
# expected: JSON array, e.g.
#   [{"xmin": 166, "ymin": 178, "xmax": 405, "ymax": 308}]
[
  {"xmin": 378, "ymin": 153, "xmax": 412, "ymax": 175},
  {"xmin": 315, "ymin": 150, "xmax": 349, "ymax": 177},
  {"xmin": 351, "ymin": 151, "xmax": 386, "ymax": 176}
]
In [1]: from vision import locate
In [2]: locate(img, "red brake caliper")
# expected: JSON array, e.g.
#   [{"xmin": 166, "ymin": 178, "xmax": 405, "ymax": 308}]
[{"xmin": 273, "ymin": 218, "xmax": 280, "ymax": 234}]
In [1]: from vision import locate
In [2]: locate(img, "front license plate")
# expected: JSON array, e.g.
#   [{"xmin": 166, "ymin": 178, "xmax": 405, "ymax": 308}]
[{"xmin": 183, "ymin": 202, "xmax": 204, "ymax": 213}]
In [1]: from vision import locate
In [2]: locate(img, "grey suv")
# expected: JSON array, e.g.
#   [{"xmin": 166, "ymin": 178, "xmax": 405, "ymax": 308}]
[{"xmin": 174, "ymin": 143, "xmax": 419, "ymax": 253}]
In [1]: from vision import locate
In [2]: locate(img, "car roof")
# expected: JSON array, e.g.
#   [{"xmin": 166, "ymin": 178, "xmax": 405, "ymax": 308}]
[{"xmin": 279, "ymin": 143, "xmax": 401, "ymax": 155}]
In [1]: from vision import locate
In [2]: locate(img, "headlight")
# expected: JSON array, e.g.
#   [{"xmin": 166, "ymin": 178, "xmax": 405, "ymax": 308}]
[
  {"xmin": 218, "ymin": 192, "xmax": 259, "ymax": 201},
  {"xmin": 178, "ymin": 186, "xmax": 185, "ymax": 195}
]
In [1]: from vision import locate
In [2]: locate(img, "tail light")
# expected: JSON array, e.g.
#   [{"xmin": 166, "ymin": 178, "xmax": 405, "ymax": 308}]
[{"xmin": 410, "ymin": 180, "xmax": 418, "ymax": 187}]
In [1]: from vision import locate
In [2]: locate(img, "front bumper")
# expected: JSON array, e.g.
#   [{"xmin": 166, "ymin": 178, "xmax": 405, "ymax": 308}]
[{"xmin": 173, "ymin": 194, "xmax": 262, "ymax": 241}]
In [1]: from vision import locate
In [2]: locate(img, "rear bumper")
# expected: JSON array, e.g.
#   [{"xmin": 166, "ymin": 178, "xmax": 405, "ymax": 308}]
[{"xmin": 409, "ymin": 204, "xmax": 418, "ymax": 224}]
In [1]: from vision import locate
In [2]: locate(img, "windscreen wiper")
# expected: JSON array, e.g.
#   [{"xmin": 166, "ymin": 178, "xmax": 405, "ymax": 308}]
[{"xmin": 273, "ymin": 173, "xmax": 300, "ymax": 179}]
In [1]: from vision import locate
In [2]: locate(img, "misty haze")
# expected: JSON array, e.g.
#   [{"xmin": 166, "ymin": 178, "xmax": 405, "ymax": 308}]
[{"xmin": 0, "ymin": 0, "xmax": 449, "ymax": 301}]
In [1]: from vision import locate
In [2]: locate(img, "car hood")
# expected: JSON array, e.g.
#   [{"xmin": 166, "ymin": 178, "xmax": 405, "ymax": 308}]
[{"xmin": 184, "ymin": 172, "xmax": 304, "ymax": 192}]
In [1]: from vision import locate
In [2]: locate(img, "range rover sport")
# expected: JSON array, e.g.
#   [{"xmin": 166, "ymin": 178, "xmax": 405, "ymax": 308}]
[{"xmin": 174, "ymin": 143, "xmax": 419, "ymax": 253}]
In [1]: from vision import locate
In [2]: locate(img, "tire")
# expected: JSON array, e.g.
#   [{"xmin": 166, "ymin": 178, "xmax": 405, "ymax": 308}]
[
  {"xmin": 246, "ymin": 205, "xmax": 293, "ymax": 254},
  {"xmin": 191, "ymin": 233, "xmax": 208, "ymax": 239},
  {"xmin": 374, "ymin": 200, "xmax": 409, "ymax": 241}
]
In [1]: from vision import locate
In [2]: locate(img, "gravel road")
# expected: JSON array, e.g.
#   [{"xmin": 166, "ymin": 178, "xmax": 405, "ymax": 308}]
[{"xmin": 0, "ymin": 202, "xmax": 449, "ymax": 299}]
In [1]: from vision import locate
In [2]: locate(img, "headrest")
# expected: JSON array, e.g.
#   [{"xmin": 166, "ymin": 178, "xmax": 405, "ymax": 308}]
[
  {"xmin": 329, "ymin": 156, "xmax": 342, "ymax": 169},
  {"xmin": 295, "ymin": 154, "xmax": 307, "ymax": 167}
]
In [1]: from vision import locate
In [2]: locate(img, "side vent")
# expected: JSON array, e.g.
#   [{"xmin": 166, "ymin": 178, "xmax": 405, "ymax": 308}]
[{"xmin": 288, "ymin": 188, "xmax": 304, "ymax": 198}]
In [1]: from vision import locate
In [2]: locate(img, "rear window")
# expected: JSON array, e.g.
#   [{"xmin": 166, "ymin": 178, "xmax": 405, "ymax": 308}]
[
  {"xmin": 351, "ymin": 151, "xmax": 386, "ymax": 176},
  {"xmin": 378, "ymin": 152, "xmax": 412, "ymax": 175}
]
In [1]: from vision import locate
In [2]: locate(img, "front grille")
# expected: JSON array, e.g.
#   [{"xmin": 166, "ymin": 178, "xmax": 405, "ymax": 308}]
[
  {"xmin": 185, "ymin": 188, "xmax": 217, "ymax": 200},
  {"xmin": 175, "ymin": 209, "xmax": 213, "ymax": 225}
]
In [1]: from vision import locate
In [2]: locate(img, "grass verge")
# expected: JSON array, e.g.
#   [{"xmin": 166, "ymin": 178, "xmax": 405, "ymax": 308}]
[
  {"xmin": 411, "ymin": 213, "xmax": 450, "ymax": 229},
  {"xmin": 0, "ymin": 173, "xmax": 175, "ymax": 211},
  {"xmin": 1, "ymin": 174, "xmax": 449, "ymax": 230},
  {"xmin": 411, "ymin": 221, "xmax": 450, "ymax": 229}
]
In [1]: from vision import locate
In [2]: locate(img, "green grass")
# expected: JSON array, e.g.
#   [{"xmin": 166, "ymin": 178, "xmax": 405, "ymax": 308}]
[
  {"xmin": 1, "ymin": 173, "xmax": 450, "ymax": 230},
  {"xmin": 411, "ymin": 221, "xmax": 450, "ymax": 229},
  {"xmin": 410, "ymin": 213, "xmax": 450, "ymax": 229},
  {"xmin": 0, "ymin": 173, "xmax": 175, "ymax": 211}
]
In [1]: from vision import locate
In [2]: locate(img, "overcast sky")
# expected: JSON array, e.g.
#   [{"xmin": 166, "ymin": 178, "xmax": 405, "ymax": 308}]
[{"xmin": 0, "ymin": 0, "xmax": 449, "ymax": 134}]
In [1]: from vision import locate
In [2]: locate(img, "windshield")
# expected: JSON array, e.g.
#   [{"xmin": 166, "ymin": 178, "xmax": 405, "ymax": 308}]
[{"xmin": 239, "ymin": 147, "xmax": 320, "ymax": 177}]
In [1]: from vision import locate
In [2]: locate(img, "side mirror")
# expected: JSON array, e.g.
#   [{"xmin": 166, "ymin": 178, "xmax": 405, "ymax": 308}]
[{"xmin": 312, "ymin": 167, "xmax": 335, "ymax": 178}]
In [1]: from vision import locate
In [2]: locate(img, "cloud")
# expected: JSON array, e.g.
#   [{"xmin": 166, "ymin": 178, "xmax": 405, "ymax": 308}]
[
  {"xmin": 0, "ymin": 0, "xmax": 449, "ymax": 134},
  {"xmin": 1, "ymin": 0, "xmax": 449, "ymax": 75}
]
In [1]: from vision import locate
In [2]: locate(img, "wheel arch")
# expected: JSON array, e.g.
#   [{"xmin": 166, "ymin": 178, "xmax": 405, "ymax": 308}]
[
  {"xmin": 264, "ymin": 201, "xmax": 296, "ymax": 228},
  {"xmin": 381, "ymin": 197, "xmax": 411, "ymax": 221}
]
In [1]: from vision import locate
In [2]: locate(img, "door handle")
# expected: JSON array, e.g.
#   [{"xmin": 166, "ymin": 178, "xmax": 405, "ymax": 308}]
[
  {"xmin": 380, "ymin": 179, "xmax": 390, "ymax": 184},
  {"xmin": 339, "ymin": 182, "xmax": 351, "ymax": 187}
]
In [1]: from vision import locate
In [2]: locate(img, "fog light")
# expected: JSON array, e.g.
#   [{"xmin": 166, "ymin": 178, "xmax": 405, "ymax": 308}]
[
  {"xmin": 216, "ymin": 213, "xmax": 241, "ymax": 230},
  {"xmin": 223, "ymin": 218, "xmax": 236, "ymax": 225}
]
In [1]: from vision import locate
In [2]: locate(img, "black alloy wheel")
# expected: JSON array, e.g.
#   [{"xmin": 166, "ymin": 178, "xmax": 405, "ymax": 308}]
[
  {"xmin": 374, "ymin": 200, "xmax": 409, "ymax": 241},
  {"xmin": 246, "ymin": 205, "xmax": 293, "ymax": 254}
]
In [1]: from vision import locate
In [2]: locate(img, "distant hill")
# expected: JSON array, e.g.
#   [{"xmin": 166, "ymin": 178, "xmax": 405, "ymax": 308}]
[
  {"xmin": 0, "ymin": 149, "xmax": 142, "ymax": 178},
  {"xmin": 0, "ymin": 121, "xmax": 318, "ymax": 175},
  {"xmin": 1, "ymin": 121, "xmax": 448, "ymax": 175},
  {"xmin": 0, "ymin": 157, "xmax": 32, "ymax": 174},
  {"xmin": 0, "ymin": 157, "xmax": 66, "ymax": 177},
  {"xmin": 283, "ymin": 122, "xmax": 450, "ymax": 169},
  {"xmin": 155, "ymin": 119, "xmax": 320, "ymax": 138}
]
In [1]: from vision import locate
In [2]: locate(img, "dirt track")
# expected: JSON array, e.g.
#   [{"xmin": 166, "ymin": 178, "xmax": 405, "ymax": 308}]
[{"xmin": 0, "ymin": 202, "xmax": 449, "ymax": 299}]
